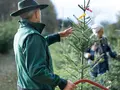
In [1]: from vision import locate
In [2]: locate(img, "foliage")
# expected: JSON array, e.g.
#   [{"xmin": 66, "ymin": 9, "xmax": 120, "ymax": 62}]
[
  {"xmin": 103, "ymin": 15, "xmax": 120, "ymax": 89},
  {"xmin": 1, "ymin": 0, "xmax": 120, "ymax": 90},
  {"xmin": 0, "ymin": 0, "xmax": 58, "ymax": 52},
  {"xmin": 52, "ymin": 1, "xmax": 120, "ymax": 90},
  {"xmin": 0, "ymin": 0, "xmax": 17, "ymax": 21},
  {"xmin": 0, "ymin": 0, "xmax": 57, "ymax": 34},
  {"xmin": 0, "ymin": 19, "xmax": 18, "ymax": 54},
  {"xmin": 56, "ymin": 0, "xmax": 99, "ymax": 89},
  {"xmin": 57, "ymin": 19, "xmax": 73, "ymax": 31},
  {"xmin": 36, "ymin": 0, "xmax": 58, "ymax": 34}
]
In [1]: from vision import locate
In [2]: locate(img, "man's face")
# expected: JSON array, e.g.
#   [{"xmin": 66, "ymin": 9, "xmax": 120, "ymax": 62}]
[{"xmin": 97, "ymin": 29, "xmax": 104, "ymax": 38}]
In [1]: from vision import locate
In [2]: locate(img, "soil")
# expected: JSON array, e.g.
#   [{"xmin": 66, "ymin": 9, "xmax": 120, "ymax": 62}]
[{"xmin": 0, "ymin": 50, "xmax": 17, "ymax": 90}]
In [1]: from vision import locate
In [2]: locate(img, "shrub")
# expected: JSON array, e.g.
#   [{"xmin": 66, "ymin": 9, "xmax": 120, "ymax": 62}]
[{"xmin": 0, "ymin": 19, "xmax": 18, "ymax": 54}]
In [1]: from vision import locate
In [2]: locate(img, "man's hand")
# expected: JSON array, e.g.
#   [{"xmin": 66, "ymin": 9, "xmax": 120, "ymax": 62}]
[
  {"xmin": 63, "ymin": 80, "xmax": 76, "ymax": 90},
  {"xmin": 59, "ymin": 27, "xmax": 73, "ymax": 37}
]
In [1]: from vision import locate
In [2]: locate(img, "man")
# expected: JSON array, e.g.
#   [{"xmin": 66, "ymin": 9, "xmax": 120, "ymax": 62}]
[
  {"xmin": 84, "ymin": 24, "xmax": 120, "ymax": 84},
  {"xmin": 10, "ymin": 0, "xmax": 76, "ymax": 90}
]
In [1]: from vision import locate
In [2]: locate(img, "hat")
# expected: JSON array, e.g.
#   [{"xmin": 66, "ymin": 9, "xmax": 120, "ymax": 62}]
[
  {"xmin": 10, "ymin": 0, "xmax": 48, "ymax": 17},
  {"xmin": 91, "ymin": 24, "xmax": 104, "ymax": 36}
]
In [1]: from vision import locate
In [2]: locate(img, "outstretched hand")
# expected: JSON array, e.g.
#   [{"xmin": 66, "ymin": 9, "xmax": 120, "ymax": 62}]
[{"xmin": 59, "ymin": 27, "xmax": 73, "ymax": 37}]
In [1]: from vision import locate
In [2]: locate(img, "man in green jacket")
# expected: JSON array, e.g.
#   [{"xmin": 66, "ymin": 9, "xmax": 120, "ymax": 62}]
[{"xmin": 10, "ymin": 0, "xmax": 76, "ymax": 90}]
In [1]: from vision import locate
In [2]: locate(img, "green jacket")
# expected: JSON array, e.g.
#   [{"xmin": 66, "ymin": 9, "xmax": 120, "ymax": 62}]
[{"xmin": 14, "ymin": 19, "xmax": 67, "ymax": 90}]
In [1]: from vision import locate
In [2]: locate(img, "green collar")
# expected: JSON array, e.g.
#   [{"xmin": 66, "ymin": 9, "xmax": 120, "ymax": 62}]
[{"xmin": 19, "ymin": 19, "xmax": 45, "ymax": 34}]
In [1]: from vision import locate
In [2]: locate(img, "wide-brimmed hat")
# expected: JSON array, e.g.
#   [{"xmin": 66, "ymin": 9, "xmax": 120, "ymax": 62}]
[{"xmin": 10, "ymin": 0, "xmax": 48, "ymax": 17}]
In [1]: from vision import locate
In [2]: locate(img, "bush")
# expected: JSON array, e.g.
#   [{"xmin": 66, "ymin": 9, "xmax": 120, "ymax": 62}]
[{"xmin": 0, "ymin": 19, "xmax": 18, "ymax": 54}]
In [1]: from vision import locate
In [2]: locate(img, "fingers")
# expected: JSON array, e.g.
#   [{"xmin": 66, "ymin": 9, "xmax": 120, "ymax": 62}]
[
  {"xmin": 59, "ymin": 27, "xmax": 73, "ymax": 37},
  {"xmin": 65, "ymin": 27, "xmax": 73, "ymax": 31},
  {"xmin": 70, "ymin": 84, "xmax": 77, "ymax": 90},
  {"xmin": 67, "ymin": 27, "xmax": 73, "ymax": 31},
  {"xmin": 63, "ymin": 80, "xmax": 77, "ymax": 90},
  {"xmin": 67, "ymin": 27, "xmax": 72, "ymax": 30},
  {"xmin": 66, "ymin": 27, "xmax": 73, "ymax": 34},
  {"xmin": 72, "ymin": 83, "xmax": 77, "ymax": 89}
]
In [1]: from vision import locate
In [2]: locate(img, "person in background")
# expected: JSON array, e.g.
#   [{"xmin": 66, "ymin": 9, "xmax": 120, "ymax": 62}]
[
  {"xmin": 10, "ymin": 0, "xmax": 76, "ymax": 90},
  {"xmin": 84, "ymin": 24, "xmax": 120, "ymax": 85}
]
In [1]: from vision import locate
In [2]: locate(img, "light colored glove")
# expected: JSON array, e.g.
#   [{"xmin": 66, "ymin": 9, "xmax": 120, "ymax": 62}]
[{"xmin": 84, "ymin": 53, "xmax": 91, "ymax": 59}]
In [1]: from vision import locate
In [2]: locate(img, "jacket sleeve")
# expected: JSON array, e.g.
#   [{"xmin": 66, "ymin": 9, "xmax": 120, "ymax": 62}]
[
  {"xmin": 23, "ymin": 34, "xmax": 67, "ymax": 89},
  {"xmin": 107, "ymin": 45, "xmax": 117, "ymax": 58},
  {"xmin": 45, "ymin": 33, "xmax": 60, "ymax": 46}
]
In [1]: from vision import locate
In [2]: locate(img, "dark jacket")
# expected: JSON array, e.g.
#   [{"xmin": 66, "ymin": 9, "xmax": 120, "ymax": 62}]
[
  {"xmin": 85, "ymin": 37, "xmax": 117, "ymax": 77},
  {"xmin": 14, "ymin": 19, "xmax": 67, "ymax": 90}
]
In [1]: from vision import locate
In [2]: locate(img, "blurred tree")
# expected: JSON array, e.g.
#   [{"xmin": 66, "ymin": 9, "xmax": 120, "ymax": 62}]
[
  {"xmin": 94, "ymin": 13, "xmax": 120, "ymax": 90},
  {"xmin": 100, "ymin": 21, "xmax": 109, "ymax": 27},
  {"xmin": 0, "ymin": 19, "xmax": 18, "ymax": 54},
  {"xmin": 105, "ymin": 13, "xmax": 120, "ymax": 90},
  {"xmin": 0, "ymin": 0, "xmax": 17, "ymax": 21},
  {"xmin": 58, "ymin": 1, "xmax": 120, "ymax": 90},
  {"xmin": 0, "ymin": 0, "xmax": 57, "ymax": 34},
  {"xmin": 57, "ymin": 19, "xmax": 73, "ymax": 31},
  {"xmin": 37, "ymin": 0, "xmax": 57, "ymax": 34},
  {"xmin": 59, "ymin": 0, "xmax": 103, "ymax": 90},
  {"xmin": 0, "ymin": 0, "xmax": 57, "ymax": 53}
]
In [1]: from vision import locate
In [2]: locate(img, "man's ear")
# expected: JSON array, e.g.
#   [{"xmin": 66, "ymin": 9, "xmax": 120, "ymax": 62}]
[{"xmin": 34, "ymin": 10, "xmax": 38, "ymax": 19}]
